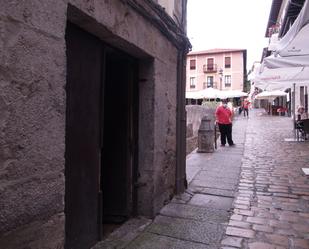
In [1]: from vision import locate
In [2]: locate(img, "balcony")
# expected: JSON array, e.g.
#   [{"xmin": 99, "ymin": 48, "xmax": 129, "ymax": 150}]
[
  {"xmin": 203, "ymin": 64, "xmax": 217, "ymax": 73},
  {"xmin": 203, "ymin": 81, "xmax": 218, "ymax": 89}
]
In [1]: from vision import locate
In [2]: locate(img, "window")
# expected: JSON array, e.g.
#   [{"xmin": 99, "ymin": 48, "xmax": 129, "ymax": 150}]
[
  {"xmin": 190, "ymin": 77, "xmax": 196, "ymax": 88},
  {"xmin": 225, "ymin": 57, "xmax": 231, "ymax": 68},
  {"xmin": 207, "ymin": 76, "xmax": 214, "ymax": 88},
  {"xmin": 207, "ymin": 58, "xmax": 214, "ymax": 70},
  {"xmin": 190, "ymin": 59, "xmax": 196, "ymax": 70},
  {"xmin": 224, "ymin": 75, "xmax": 231, "ymax": 87}
]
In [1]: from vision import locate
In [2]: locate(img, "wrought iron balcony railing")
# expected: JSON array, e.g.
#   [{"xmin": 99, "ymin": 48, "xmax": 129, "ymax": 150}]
[{"xmin": 203, "ymin": 64, "xmax": 217, "ymax": 73}]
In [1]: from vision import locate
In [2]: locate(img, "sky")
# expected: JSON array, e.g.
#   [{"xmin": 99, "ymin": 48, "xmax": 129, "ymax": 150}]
[{"xmin": 187, "ymin": 0, "xmax": 273, "ymax": 69}]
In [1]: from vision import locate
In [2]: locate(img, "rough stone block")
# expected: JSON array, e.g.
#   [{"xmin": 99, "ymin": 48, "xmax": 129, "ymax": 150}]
[
  {"xmin": 148, "ymin": 215, "xmax": 225, "ymax": 245},
  {"xmin": 188, "ymin": 194, "xmax": 233, "ymax": 211},
  {"xmin": 0, "ymin": 213, "xmax": 64, "ymax": 249}
]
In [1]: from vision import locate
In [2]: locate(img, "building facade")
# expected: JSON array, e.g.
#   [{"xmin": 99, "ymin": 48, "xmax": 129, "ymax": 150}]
[
  {"xmin": 186, "ymin": 49, "xmax": 247, "ymax": 92},
  {"xmin": 0, "ymin": 1, "xmax": 190, "ymax": 248}
]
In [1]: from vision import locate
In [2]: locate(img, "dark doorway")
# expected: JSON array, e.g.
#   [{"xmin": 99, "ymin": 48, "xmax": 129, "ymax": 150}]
[
  {"xmin": 65, "ymin": 22, "xmax": 138, "ymax": 249},
  {"xmin": 101, "ymin": 47, "xmax": 139, "ymax": 230}
]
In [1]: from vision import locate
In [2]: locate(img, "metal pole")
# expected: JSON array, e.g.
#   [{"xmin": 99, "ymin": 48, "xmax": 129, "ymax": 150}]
[
  {"xmin": 293, "ymin": 83, "xmax": 296, "ymax": 139},
  {"xmin": 214, "ymin": 122, "xmax": 217, "ymax": 149}
]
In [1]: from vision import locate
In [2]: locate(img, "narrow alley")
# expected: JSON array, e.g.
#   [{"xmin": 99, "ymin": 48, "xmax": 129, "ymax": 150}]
[
  {"xmin": 2, "ymin": 1, "xmax": 309, "ymax": 249},
  {"xmin": 95, "ymin": 109, "xmax": 309, "ymax": 249}
]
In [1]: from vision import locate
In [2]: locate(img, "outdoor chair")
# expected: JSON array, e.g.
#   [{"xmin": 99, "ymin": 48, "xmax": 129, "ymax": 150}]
[{"xmin": 296, "ymin": 118, "xmax": 309, "ymax": 141}]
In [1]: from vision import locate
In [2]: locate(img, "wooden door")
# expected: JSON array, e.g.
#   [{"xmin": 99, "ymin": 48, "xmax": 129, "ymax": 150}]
[{"xmin": 65, "ymin": 23, "xmax": 102, "ymax": 249}]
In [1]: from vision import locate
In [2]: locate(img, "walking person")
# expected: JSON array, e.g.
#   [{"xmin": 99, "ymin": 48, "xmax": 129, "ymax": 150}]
[
  {"xmin": 242, "ymin": 98, "xmax": 250, "ymax": 117},
  {"xmin": 215, "ymin": 99, "xmax": 235, "ymax": 147}
]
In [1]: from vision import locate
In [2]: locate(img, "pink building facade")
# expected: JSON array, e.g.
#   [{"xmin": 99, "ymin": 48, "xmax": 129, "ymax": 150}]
[{"xmin": 186, "ymin": 49, "xmax": 247, "ymax": 92}]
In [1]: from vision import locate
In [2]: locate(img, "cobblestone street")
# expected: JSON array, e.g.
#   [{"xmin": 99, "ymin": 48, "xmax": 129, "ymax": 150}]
[
  {"xmin": 222, "ymin": 109, "xmax": 309, "ymax": 249},
  {"xmin": 94, "ymin": 108, "xmax": 309, "ymax": 249}
]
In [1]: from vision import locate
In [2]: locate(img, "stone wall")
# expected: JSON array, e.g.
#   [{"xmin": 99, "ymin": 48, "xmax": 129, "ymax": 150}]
[
  {"xmin": 186, "ymin": 105, "xmax": 216, "ymax": 154},
  {"xmin": 186, "ymin": 124, "xmax": 198, "ymax": 155},
  {"xmin": 0, "ymin": 0, "xmax": 67, "ymax": 238},
  {"xmin": 0, "ymin": 0, "xmax": 189, "ymax": 248},
  {"xmin": 186, "ymin": 105, "xmax": 216, "ymax": 135}
]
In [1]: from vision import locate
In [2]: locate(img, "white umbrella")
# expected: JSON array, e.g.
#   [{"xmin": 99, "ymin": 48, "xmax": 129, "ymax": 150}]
[
  {"xmin": 186, "ymin": 88, "xmax": 247, "ymax": 100},
  {"xmin": 220, "ymin": 90, "xmax": 248, "ymax": 98},
  {"xmin": 198, "ymin": 87, "xmax": 222, "ymax": 99},
  {"xmin": 275, "ymin": 0, "xmax": 309, "ymax": 56},
  {"xmin": 185, "ymin": 91, "xmax": 201, "ymax": 99},
  {"xmin": 264, "ymin": 54, "xmax": 309, "ymax": 69},
  {"xmin": 278, "ymin": 24, "xmax": 309, "ymax": 57},
  {"xmin": 255, "ymin": 81, "xmax": 291, "ymax": 91},
  {"xmin": 254, "ymin": 66, "xmax": 309, "ymax": 88},
  {"xmin": 255, "ymin": 90, "xmax": 287, "ymax": 100},
  {"xmin": 255, "ymin": 0, "xmax": 309, "ymax": 90},
  {"xmin": 185, "ymin": 88, "xmax": 222, "ymax": 99}
]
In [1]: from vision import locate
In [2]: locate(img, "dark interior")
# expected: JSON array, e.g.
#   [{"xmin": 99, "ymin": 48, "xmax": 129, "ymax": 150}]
[{"xmin": 65, "ymin": 22, "xmax": 138, "ymax": 248}]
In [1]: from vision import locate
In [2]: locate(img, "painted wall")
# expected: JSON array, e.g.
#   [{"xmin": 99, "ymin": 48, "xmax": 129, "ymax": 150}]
[
  {"xmin": 186, "ymin": 50, "xmax": 246, "ymax": 92},
  {"xmin": 0, "ymin": 0, "xmax": 188, "ymax": 248}
]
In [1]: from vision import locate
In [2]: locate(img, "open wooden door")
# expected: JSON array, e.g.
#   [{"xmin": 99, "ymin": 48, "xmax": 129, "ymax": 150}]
[
  {"xmin": 65, "ymin": 23, "xmax": 102, "ymax": 249},
  {"xmin": 65, "ymin": 22, "xmax": 139, "ymax": 247}
]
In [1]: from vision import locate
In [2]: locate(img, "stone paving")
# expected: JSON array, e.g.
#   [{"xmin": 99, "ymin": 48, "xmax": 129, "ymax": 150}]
[
  {"xmin": 95, "ymin": 108, "xmax": 309, "ymax": 249},
  {"xmin": 95, "ymin": 111, "xmax": 248, "ymax": 249},
  {"xmin": 222, "ymin": 109, "xmax": 309, "ymax": 249}
]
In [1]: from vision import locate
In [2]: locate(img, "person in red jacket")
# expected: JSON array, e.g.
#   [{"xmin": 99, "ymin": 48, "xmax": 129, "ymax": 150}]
[
  {"xmin": 242, "ymin": 98, "xmax": 250, "ymax": 117},
  {"xmin": 215, "ymin": 99, "xmax": 235, "ymax": 147}
]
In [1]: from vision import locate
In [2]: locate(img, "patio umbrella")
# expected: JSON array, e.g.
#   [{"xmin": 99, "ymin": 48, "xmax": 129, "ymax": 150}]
[
  {"xmin": 255, "ymin": 90, "xmax": 287, "ymax": 100},
  {"xmin": 256, "ymin": 0, "xmax": 309, "ymax": 139},
  {"xmin": 185, "ymin": 91, "xmax": 201, "ymax": 99},
  {"xmin": 254, "ymin": 66, "xmax": 309, "ymax": 90},
  {"xmin": 185, "ymin": 88, "xmax": 223, "ymax": 99},
  {"xmin": 220, "ymin": 90, "xmax": 248, "ymax": 98},
  {"xmin": 264, "ymin": 54, "xmax": 309, "ymax": 69},
  {"xmin": 198, "ymin": 87, "xmax": 222, "ymax": 99},
  {"xmin": 185, "ymin": 88, "xmax": 247, "ymax": 100},
  {"xmin": 274, "ymin": 0, "xmax": 309, "ymax": 57},
  {"xmin": 255, "ymin": 0, "xmax": 309, "ymax": 90}
]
